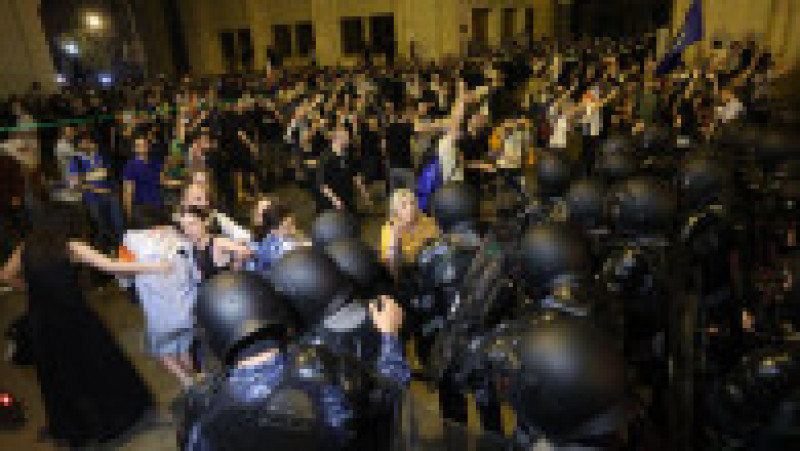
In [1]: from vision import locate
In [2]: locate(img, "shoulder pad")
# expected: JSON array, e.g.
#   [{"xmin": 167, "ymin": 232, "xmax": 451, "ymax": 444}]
[{"xmin": 261, "ymin": 387, "xmax": 318, "ymax": 423}]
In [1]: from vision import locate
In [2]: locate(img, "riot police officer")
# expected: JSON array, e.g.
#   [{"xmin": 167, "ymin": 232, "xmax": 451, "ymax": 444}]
[
  {"xmin": 564, "ymin": 177, "xmax": 607, "ymax": 232},
  {"xmin": 429, "ymin": 182, "xmax": 481, "ymax": 239},
  {"xmin": 414, "ymin": 183, "xmax": 507, "ymax": 440},
  {"xmin": 311, "ymin": 209, "xmax": 361, "ymax": 248},
  {"xmin": 322, "ymin": 237, "xmax": 396, "ymax": 364},
  {"xmin": 703, "ymin": 346, "xmax": 800, "ymax": 450},
  {"xmin": 269, "ymin": 247, "xmax": 411, "ymax": 449},
  {"xmin": 481, "ymin": 313, "xmax": 629, "ymax": 449},
  {"xmin": 176, "ymin": 271, "xmax": 409, "ymax": 451},
  {"xmin": 323, "ymin": 237, "xmax": 394, "ymax": 302},
  {"xmin": 517, "ymin": 223, "xmax": 594, "ymax": 317},
  {"xmin": 595, "ymin": 136, "xmax": 636, "ymax": 184},
  {"xmin": 429, "ymin": 224, "xmax": 629, "ymax": 449}
]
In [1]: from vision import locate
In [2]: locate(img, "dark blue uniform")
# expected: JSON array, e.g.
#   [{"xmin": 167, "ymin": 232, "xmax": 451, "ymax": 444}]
[{"xmin": 179, "ymin": 334, "xmax": 409, "ymax": 451}]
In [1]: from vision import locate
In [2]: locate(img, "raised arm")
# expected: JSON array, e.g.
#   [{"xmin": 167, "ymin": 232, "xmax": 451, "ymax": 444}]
[
  {"xmin": 0, "ymin": 244, "xmax": 24, "ymax": 287},
  {"xmin": 123, "ymin": 180, "xmax": 135, "ymax": 219},
  {"xmin": 213, "ymin": 211, "xmax": 253, "ymax": 243},
  {"xmin": 68, "ymin": 241, "xmax": 170, "ymax": 275},
  {"xmin": 369, "ymin": 296, "xmax": 411, "ymax": 387},
  {"xmin": 210, "ymin": 237, "xmax": 254, "ymax": 270},
  {"xmin": 238, "ymin": 130, "xmax": 258, "ymax": 154},
  {"xmin": 353, "ymin": 174, "xmax": 371, "ymax": 205},
  {"xmin": 321, "ymin": 184, "xmax": 344, "ymax": 210}
]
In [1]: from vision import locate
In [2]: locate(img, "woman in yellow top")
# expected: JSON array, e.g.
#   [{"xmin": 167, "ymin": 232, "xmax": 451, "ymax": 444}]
[{"xmin": 380, "ymin": 189, "xmax": 440, "ymax": 273}]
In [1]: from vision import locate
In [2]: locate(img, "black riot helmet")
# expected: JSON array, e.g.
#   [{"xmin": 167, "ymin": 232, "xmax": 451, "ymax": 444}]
[
  {"xmin": 269, "ymin": 248, "xmax": 353, "ymax": 331},
  {"xmin": 537, "ymin": 151, "xmax": 572, "ymax": 198},
  {"xmin": 715, "ymin": 123, "xmax": 756, "ymax": 153},
  {"xmin": 705, "ymin": 347, "xmax": 800, "ymax": 442},
  {"xmin": 565, "ymin": 178, "xmax": 606, "ymax": 230},
  {"xmin": 600, "ymin": 135, "xmax": 631, "ymax": 155},
  {"xmin": 678, "ymin": 154, "xmax": 730, "ymax": 209},
  {"xmin": 310, "ymin": 210, "xmax": 360, "ymax": 247},
  {"xmin": 595, "ymin": 148, "xmax": 636, "ymax": 183},
  {"xmin": 755, "ymin": 127, "xmax": 798, "ymax": 160},
  {"xmin": 196, "ymin": 271, "xmax": 295, "ymax": 364},
  {"xmin": 637, "ymin": 127, "xmax": 670, "ymax": 155},
  {"xmin": 324, "ymin": 238, "xmax": 393, "ymax": 299},
  {"xmin": 430, "ymin": 182, "xmax": 479, "ymax": 234},
  {"xmin": 519, "ymin": 224, "xmax": 590, "ymax": 289},
  {"xmin": 502, "ymin": 314, "xmax": 627, "ymax": 442},
  {"xmin": 607, "ymin": 177, "xmax": 676, "ymax": 235}
]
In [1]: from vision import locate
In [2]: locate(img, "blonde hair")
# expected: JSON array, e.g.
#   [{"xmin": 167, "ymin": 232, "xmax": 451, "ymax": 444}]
[{"xmin": 389, "ymin": 188, "xmax": 418, "ymax": 219}]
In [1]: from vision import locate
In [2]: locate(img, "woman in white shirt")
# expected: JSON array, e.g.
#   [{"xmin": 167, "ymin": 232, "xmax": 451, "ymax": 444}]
[{"xmin": 121, "ymin": 208, "xmax": 200, "ymax": 386}]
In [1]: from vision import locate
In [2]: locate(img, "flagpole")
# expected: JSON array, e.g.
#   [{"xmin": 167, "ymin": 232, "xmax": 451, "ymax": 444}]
[{"xmin": 780, "ymin": 0, "xmax": 793, "ymax": 64}]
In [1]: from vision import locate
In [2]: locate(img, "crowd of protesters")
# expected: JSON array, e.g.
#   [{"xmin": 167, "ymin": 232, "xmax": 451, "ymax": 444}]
[{"xmin": 0, "ymin": 34, "xmax": 786, "ymax": 447}]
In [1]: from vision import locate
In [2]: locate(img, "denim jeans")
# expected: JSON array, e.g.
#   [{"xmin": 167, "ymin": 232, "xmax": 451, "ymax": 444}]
[{"xmin": 84, "ymin": 194, "xmax": 124, "ymax": 249}]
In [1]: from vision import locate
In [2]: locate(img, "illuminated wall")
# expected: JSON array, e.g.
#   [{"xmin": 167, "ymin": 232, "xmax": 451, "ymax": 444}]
[
  {"xmin": 246, "ymin": 0, "xmax": 312, "ymax": 69},
  {"xmin": 458, "ymin": 0, "xmax": 555, "ymax": 47},
  {"xmin": 177, "ymin": 0, "xmax": 249, "ymax": 74},
  {"xmin": 177, "ymin": 0, "xmax": 555, "ymax": 73},
  {"xmin": 130, "ymin": 0, "xmax": 177, "ymax": 76},
  {"xmin": 310, "ymin": 0, "xmax": 396, "ymax": 67},
  {"xmin": 0, "ymin": 0, "xmax": 56, "ymax": 97}
]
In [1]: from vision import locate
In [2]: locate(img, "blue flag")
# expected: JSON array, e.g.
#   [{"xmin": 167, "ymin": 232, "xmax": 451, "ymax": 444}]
[
  {"xmin": 416, "ymin": 154, "xmax": 442, "ymax": 212},
  {"xmin": 657, "ymin": 0, "xmax": 703, "ymax": 75}
]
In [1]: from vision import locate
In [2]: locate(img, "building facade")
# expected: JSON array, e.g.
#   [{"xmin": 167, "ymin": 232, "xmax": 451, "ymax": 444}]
[
  {"xmin": 3, "ymin": 0, "xmax": 800, "ymax": 98},
  {"xmin": 176, "ymin": 0, "xmax": 555, "ymax": 74}
]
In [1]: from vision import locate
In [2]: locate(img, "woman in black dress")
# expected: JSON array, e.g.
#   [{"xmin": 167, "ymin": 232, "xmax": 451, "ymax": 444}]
[{"xmin": 0, "ymin": 202, "xmax": 169, "ymax": 447}]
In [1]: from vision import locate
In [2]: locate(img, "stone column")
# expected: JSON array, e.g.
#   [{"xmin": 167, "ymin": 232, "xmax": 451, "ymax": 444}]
[{"xmin": 0, "ymin": 0, "xmax": 55, "ymax": 97}]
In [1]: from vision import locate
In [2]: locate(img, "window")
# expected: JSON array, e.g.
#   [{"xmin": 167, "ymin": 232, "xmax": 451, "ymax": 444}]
[
  {"xmin": 272, "ymin": 24, "xmax": 292, "ymax": 57},
  {"xmin": 525, "ymin": 8, "xmax": 534, "ymax": 41},
  {"xmin": 238, "ymin": 29, "xmax": 254, "ymax": 70},
  {"xmin": 502, "ymin": 8, "xmax": 515, "ymax": 44},
  {"xmin": 219, "ymin": 31, "xmax": 236, "ymax": 72},
  {"xmin": 340, "ymin": 17, "xmax": 364, "ymax": 55},
  {"xmin": 295, "ymin": 22, "xmax": 314, "ymax": 57},
  {"xmin": 369, "ymin": 15, "xmax": 395, "ymax": 57},
  {"xmin": 472, "ymin": 8, "xmax": 489, "ymax": 48}
]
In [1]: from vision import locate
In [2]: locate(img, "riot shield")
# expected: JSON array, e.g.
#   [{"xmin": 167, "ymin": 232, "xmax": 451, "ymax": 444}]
[
  {"xmin": 393, "ymin": 389, "xmax": 513, "ymax": 451},
  {"xmin": 412, "ymin": 234, "xmax": 512, "ymax": 382}
]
